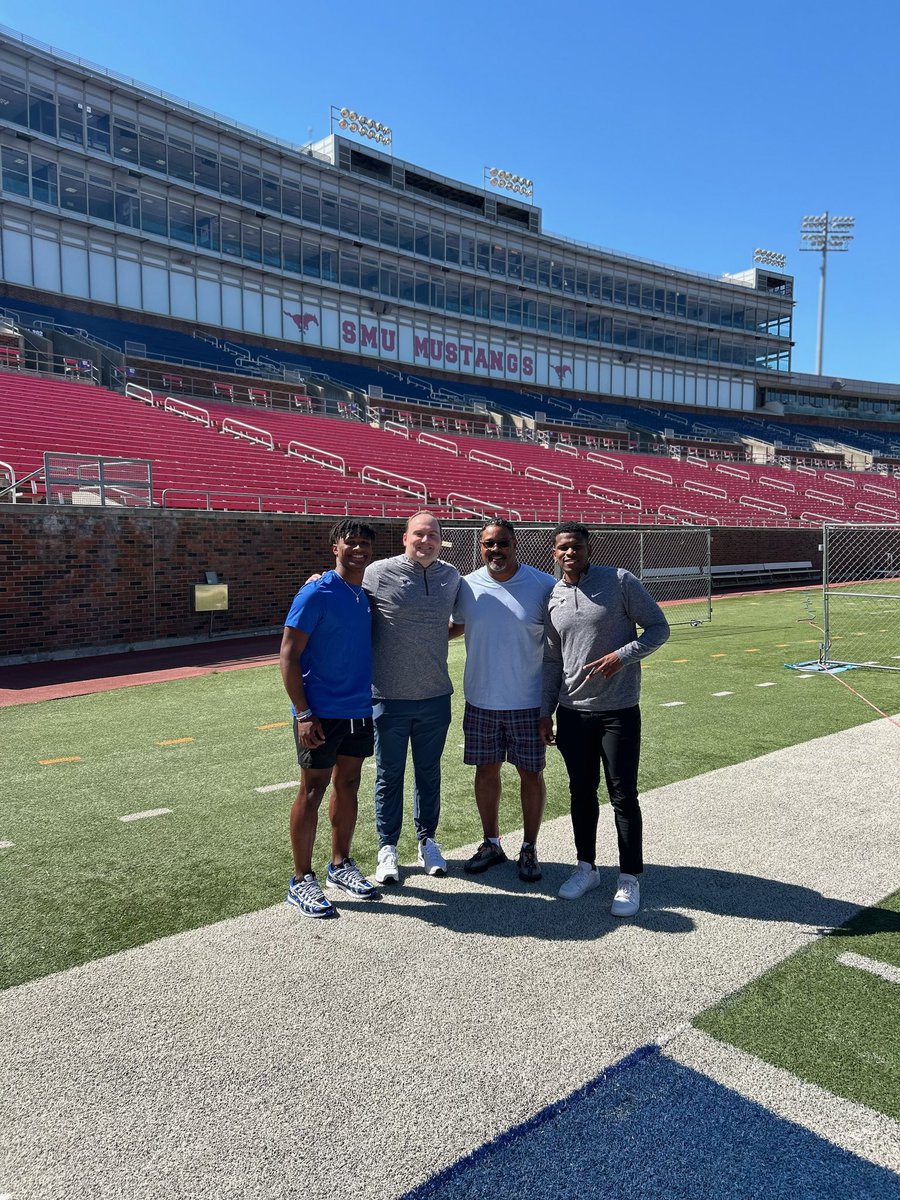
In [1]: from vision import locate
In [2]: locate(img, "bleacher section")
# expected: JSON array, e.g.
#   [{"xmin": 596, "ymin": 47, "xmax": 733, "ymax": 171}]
[{"xmin": 3, "ymin": 371, "xmax": 898, "ymax": 525}]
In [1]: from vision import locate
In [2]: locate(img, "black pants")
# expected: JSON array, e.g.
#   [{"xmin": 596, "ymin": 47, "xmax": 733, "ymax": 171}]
[{"xmin": 555, "ymin": 704, "xmax": 643, "ymax": 875}]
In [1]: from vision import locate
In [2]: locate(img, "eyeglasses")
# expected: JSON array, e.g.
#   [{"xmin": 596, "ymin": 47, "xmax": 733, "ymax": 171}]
[{"xmin": 481, "ymin": 539, "xmax": 512, "ymax": 548}]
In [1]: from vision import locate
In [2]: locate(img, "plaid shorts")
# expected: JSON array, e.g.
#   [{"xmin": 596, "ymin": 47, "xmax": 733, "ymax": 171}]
[{"xmin": 462, "ymin": 703, "xmax": 546, "ymax": 772}]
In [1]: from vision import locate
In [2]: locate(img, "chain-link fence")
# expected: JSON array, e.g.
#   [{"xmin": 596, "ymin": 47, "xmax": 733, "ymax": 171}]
[
  {"xmin": 44, "ymin": 452, "xmax": 153, "ymax": 507},
  {"xmin": 441, "ymin": 523, "xmax": 711, "ymax": 626},
  {"xmin": 821, "ymin": 524, "xmax": 900, "ymax": 670}
]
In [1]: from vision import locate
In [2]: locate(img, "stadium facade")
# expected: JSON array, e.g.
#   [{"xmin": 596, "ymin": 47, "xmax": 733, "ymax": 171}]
[{"xmin": 1, "ymin": 26, "xmax": 899, "ymax": 426}]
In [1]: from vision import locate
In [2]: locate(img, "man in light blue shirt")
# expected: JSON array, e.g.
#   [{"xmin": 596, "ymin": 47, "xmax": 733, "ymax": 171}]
[{"xmin": 450, "ymin": 519, "xmax": 555, "ymax": 882}]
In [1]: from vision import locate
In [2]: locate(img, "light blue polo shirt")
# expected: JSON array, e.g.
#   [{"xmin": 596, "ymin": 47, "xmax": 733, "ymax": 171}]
[{"xmin": 453, "ymin": 564, "xmax": 556, "ymax": 710}]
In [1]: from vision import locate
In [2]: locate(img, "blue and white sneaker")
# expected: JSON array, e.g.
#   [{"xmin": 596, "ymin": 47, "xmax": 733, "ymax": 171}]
[
  {"xmin": 286, "ymin": 873, "xmax": 335, "ymax": 918},
  {"xmin": 326, "ymin": 858, "xmax": 382, "ymax": 901}
]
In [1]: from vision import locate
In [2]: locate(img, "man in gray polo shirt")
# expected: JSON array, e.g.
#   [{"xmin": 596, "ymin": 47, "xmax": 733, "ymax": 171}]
[
  {"xmin": 540, "ymin": 521, "xmax": 670, "ymax": 917},
  {"xmin": 364, "ymin": 510, "xmax": 460, "ymax": 884}
]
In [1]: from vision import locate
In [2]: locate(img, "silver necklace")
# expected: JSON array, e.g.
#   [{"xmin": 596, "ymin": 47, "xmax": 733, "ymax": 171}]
[{"xmin": 336, "ymin": 572, "xmax": 363, "ymax": 603}]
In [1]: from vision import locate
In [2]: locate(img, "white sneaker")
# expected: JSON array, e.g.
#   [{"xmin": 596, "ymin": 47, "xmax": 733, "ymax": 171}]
[
  {"xmin": 417, "ymin": 837, "xmax": 447, "ymax": 876},
  {"xmin": 558, "ymin": 861, "xmax": 602, "ymax": 900},
  {"xmin": 374, "ymin": 844, "xmax": 400, "ymax": 885},
  {"xmin": 611, "ymin": 873, "xmax": 640, "ymax": 917}
]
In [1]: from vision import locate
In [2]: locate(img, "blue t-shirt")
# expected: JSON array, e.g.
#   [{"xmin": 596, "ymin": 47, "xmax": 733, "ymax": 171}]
[
  {"xmin": 284, "ymin": 570, "xmax": 373, "ymax": 719},
  {"xmin": 452, "ymin": 564, "xmax": 556, "ymax": 710}
]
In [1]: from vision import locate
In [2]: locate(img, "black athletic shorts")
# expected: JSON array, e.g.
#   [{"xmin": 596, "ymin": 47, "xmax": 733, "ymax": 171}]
[{"xmin": 293, "ymin": 715, "xmax": 375, "ymax": 770}]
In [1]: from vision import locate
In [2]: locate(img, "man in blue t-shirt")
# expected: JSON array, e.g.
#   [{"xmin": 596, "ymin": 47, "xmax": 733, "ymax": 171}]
[
  {"xmin": 280, "ymin": 518, "xmax": 382, "ymax": 918},
  {"xmin": 450, "ymin": 519, "xmax": 556, "ymax": 883}
]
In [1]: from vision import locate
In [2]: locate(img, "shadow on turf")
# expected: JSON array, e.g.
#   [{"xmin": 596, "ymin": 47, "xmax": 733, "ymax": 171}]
[{"xmin": 352, "ymin": 862, "xmax": 872, "ymax": 942}]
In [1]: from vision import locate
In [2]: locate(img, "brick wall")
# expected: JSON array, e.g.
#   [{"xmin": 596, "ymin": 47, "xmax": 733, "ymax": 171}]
[
  {"xmin": 0, "ymin": 508, "xmax": 404, "ymax": 661},
  {"xmin": 0, "ymin": 507, "xmax": 824, "ymax": 662}
]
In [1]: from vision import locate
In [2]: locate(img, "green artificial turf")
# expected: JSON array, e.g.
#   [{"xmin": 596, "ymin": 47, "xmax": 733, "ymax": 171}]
[
  {"xmin": 2, "ymin": 588, "xmax": 898, "ymax": 990},
  {"xmin": 695, "ymin": 890, "xmax": 900, "ymax": 1121}
]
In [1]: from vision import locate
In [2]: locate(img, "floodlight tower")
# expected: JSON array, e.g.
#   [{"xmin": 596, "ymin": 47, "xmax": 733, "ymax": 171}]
[{"xmin": 799, "ymin": 212, "xmax": 855, "ymax": 374}]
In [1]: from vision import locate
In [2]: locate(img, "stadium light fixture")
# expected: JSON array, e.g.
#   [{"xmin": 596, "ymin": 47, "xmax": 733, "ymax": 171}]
[
  {"xmin": 330, "ymin": 105, "xmax": 392, "ymax": 148},
  {"xmin": 799, "ymin": 212, "xmax": 855, "ymax": 374},
  {"xmin": 753, "ymin": 248, "xmax": 786, "ymax": 270},
  {"xmin": 484, "ymin": 166, "xmax": 534, "ymax": 201}
]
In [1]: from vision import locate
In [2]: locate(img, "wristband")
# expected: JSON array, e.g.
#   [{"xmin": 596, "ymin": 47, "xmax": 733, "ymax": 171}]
[{"xmin": 295, "ymin": 708, "xmax": 313, "ymax": 721}]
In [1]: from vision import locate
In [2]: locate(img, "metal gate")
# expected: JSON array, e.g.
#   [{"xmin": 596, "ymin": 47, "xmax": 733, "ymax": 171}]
[
  {"xmin": 820, "ymin": 524, "xmax": 900, "ymax": 670},
  {"xmin": 441, "ymin": 523, "xmax": 711, "ymax": 626},
  {"xmin": 44, "ymin": 452, "xmax": 153, "ymax": 507}
]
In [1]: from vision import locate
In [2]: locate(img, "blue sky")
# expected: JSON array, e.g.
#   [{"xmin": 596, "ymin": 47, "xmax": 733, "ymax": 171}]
[{"xmin": 8, "ymin": 0, "xmax": 899, "ymax": 383}]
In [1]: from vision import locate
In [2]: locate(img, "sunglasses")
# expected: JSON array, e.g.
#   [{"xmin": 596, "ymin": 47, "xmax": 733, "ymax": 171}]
[{"xmin": 481, "ymin": 539, "xmax": 512, "ymax": 548}]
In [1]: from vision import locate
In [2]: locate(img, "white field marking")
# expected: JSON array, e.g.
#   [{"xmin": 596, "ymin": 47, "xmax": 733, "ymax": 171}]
[
  {"xmin": 797, "ymin": 674, "xmax": 816, "ymax": 679},
  {"xmin": 0, "ymin": 840, "xmax": 13, "ymax": 849},
  {"xmin": 254, "ymin": 781, "xmax": 300, "ymax": 794},
  {"xmin": 711, "ymin": 691, "xmax": 733, "ymax": 697},
  {"xmin": 661, "ymin": 701, "xmax": 686, "ymax": 707},
  {"xmin": 118, "ymin": 808, "xmax": 172, "ymax": 823},
  {"xmin": 837, "ymin": 951, "xmax": 900, "ymax": 987},
  {"xmin": 756, "ymin": 682, "xmax": 776, "ymax": 688}
]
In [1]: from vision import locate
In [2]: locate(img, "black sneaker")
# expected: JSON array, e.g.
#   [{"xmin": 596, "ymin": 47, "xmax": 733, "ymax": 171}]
[
  {"xmin": 464, "ymin": 840, "xmax": 508, "ymax": 874},
  {"xmin": 517, "ymin": 844, "xmax": 542, "ymax": 882}
]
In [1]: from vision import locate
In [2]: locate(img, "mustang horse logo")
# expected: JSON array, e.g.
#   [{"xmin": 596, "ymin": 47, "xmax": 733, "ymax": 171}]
[
  {"xmin": 552, "ymin": 364, "xmax": 572, "ymax": 382},
  {"xmin": 284, "ymin": 310, "xmax": 319, "ymax": 332}
]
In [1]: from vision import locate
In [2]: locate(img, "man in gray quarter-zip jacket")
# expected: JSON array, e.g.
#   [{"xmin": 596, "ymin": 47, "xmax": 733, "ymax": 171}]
[
  {"xmin": 539, "ymin": 521, "xmax": 670, "ymax": 918},
  {"xmin": 363, "ymin": 510, "xmax": 461, "ymax": 886}
]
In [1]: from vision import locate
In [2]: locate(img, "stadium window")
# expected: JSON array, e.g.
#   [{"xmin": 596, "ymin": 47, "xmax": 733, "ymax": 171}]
[
  {"xmin": 113, "ymin": 119, "xmax": 138, "ymax": 161},
  {"xmin": 460, "ymin": 282, "xmax": 475, "ymax": 315},
  {"xmin": 339, "ymin": 250, "xmax": 360, "ymax": 288},
  {"xmin": 640, "ymin": 282, "xmax": 654, "ymax": 310},
  {"xmin": 139, "ymin": 131, "xmax": 167, "ymax": 173},
  {"xmin": 86, "ymin": 107, "xmax": 110, "ymax": 152},
  {"xmin": 263, "ymin": 229, "xmax": 281, "ymax": 268},
  {"xmin": 675, "ymin": 291, "xmax": 687, "ymax": 318},
  {"xmin": 282, "ymin": 182, "xmax": 301, "ymax": 219},
  {"xmin": 399, "ymin": 269, "xmax": 415, "ymax": 302},
  {"xmin": 301, "ymin": 241, "xmax": 321, "ymax": 278},
  {"xmin": 574, "ymin": 267, "xmax": 588, "ymax": 296},
  {"xmin": 242, "ymin": 222, "xmax": 262, "ymax": 263},
  {"xmin": 282, "ymin": 234, "xmax": 300, "ymax": 273},
  {"xmin": 563, "ymin": 266, "xmax": 576, "ymax": 293},
  {"xmin": 490, "ymin": 290, "xmax": 506, "ymax": 322},
  {"xmin": 115, "ymin": 187, "xmax": 141, "ymax": 228},
  {"xmin": 379, "ymin": 211, "xmax": 398, "ymax": 247},
  {"xmin": 549, "ymin": 262, "xmax": 563, "ymax": 291},
  {"xmin": 28, "ymin": 88, "xmax": 57, "ymax": 137},
  {"xmin": 600, "ymin": 317, "xmax": 612, "ymax": 344},
  {"xmin": 415, "ymin": 272, "xmax": 430, "ymax": 305},
  {"xmin": 460, "ymin": 235, "xmax": 476, "ymax": 268},
  {"xmin": 196, "ymin": 210, "xmax": 219, "ymax": 251},
  {"xmin": 360, "ymin": 255, "xmax": 379, "ymax": 292},
  {"xmin": 430, "ymin": 229, "xmax": 445, "ymax": 261},
  {"xmin": 60, "ymin": 168, "xmax": 87, "ymax": 214},
  {"xmin": 141, "ymin": 191, "xmax": 167, "ymax": 236},
  {"xmin": 339, "ymin": 200, "xmax": 360, "ymax": 236},
  {"xmin": 398, "ymin": 218, "xmax": 415, "ymax": 252},
  {"xmin": 220, "ymin": 157, "xmax": 240, "ymax": 196},
  {"xmin": 537, "ymin": 257, "xmax": 550, "ymax": 287},
  {"xmin": 221, "ymin": 215, "xmax": 241, "ymax": 257},
  {"xmin": 169, "ymin": 200, "xmax": 195, "ymax": 244},
  {"xmin": 1, "ymin": 147, "xmax": 29, "ymax": 197},
  {"xmin": 319, "ymin": 191, "xmax": 338, "ymax": 230},
  {"xmin": 522, "ymin": 254, "xmax": 538, "ymax": 285},
  {"xmin": 241, "ymin": 168, "xmax": 261, "ymax": 206},
  {"xmin": 380, "ymin": 265, "xmax": 398, "ymax": 298},
  {"xmin": 445, "ymin": 232, "xmax": 460, "ymax": 264},
  {"xmin": 320, "ymin": 248, "xmax": 338, "ymax": 282},
  {"xmin": 600, "ymin": 274, "xmax": 613, "ymax": 302},
  {"xmin": 58, "ymin": 96, "xmax": 85, "ymax": 145},
  {"xmin": 444, "ymin": 278, "xmax": 460, "ymax": 312},
  {"xmin": 522, "ymin": 299, "xmax": 537, "ymax": 329},
  {"xmin": 588, "ymin": 270, "xmax": 603, "ymax": 300},
  {"xmin": 31, "ymin": 156, "xmax": 58, "ymax": 206},
  {"xmin": 587, "ymin": 314, "xmax": 600, "ymax": 341},
  {"xmin": 0, "ymin": 79, "xmax": 29, "ymax": 127},
  {"xmin": 475, "ymin": 286, "xmax": 490, "ymax": 318},
  {"xmin": 665, "ymin": 288, "xmax": 676, "ymax": 316},
  {"xmin": 88, "ymin": 176, "xmax": 114, "ymax": 222},
  {"xmin": 193, "ymin": 151, "xmax": 218, "ymax": 191},
  {"xmin": 563, "ymin": 309, "xmax": 576, "ymax": 337},
  {"xmin": 476, "ymin": 240, "xmax": 490, "ymax": 271},
  {"xmin": 360, "ymin": 204, "xmax": 379, "ymax": 241},
  {"xmin": 301, "ymin": 185, "xmax": 321, "ymax": 224},
  {"xmin": 490, "ymin": 243, "xmax": 506, "ymax": 275},
  {"xmin": 168, "ymin": 142, "xmax": 194, "ymax": 184},
  {"xmin": 262, "ymin": 173, "xmax": 281, "ymax": 213},
  {"xmin": 537, "ymin": 301, "xmax": 550, "ymax": 332},
  {"xmin": 549, "ymin": 305, "xmax": 563, "ymax": 335},
  {"xmin": 507, "ymin": 247, "xmax": 522, "ymax": 279},
  {"xmin": 415, "ymin": 224, "xmax": 430, "ymax": 256},
  {"xmin": 507, "ymin": 296, "xmax": 522, "ymax": 326},
  {"xmin": 430, "ymin": 279, "xmax": 444, "ymax": 308}
]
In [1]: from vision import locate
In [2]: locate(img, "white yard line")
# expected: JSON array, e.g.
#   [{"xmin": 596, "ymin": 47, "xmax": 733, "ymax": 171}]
[
  {"xmin": 118, "ymin": 808, "xmax": 172, "ymax": 823},
  {"xmin": 837, "ymin": 951, "xmax": 900, "ymax": 987},
  {"xmin": 253, "ymin": 781, "xmax": 300, "ymax": 794}
]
